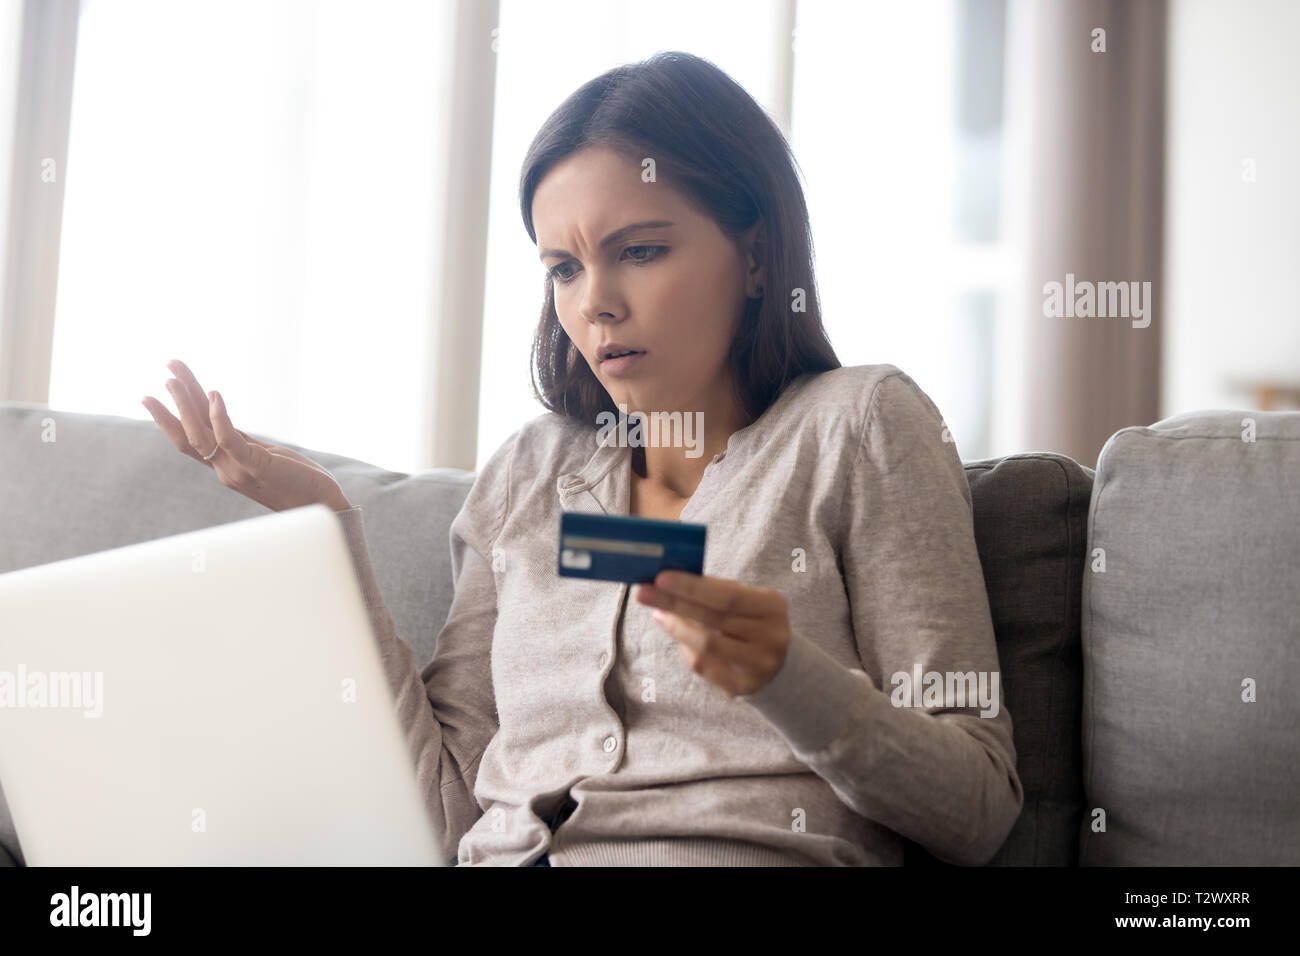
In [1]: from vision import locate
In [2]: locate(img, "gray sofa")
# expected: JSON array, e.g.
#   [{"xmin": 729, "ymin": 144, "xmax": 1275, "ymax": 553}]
[{"xmin": 1, "ymin": 400, "xmax": 1296, "ymax": 866}]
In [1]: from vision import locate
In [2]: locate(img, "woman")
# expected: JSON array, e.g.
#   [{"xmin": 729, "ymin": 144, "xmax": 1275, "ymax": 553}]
[{"xmin": 144, "ymin": 51, "xmax": 1023, "ymax": 866}]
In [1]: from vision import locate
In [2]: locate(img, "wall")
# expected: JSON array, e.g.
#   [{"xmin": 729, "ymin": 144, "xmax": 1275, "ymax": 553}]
[{"xmin": 1162, "ymin": 0, "xmax": 1300, "ymax": 415}]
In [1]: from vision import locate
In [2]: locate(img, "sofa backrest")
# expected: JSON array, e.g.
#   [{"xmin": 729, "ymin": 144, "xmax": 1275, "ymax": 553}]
[
  {"xmin": 1079, "ymin": 408, "xmax": 1300, "ymax": 865},
  {"xmin": 904, "ymin": 453, "xmax": 1094, "ymax": 867},
  {"xmin": 0, "ymin": 403, "xmax": 472, "ymax": 669}
]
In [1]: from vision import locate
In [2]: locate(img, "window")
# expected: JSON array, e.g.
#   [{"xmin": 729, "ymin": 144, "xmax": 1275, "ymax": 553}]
[
  {"xmin": 789, "ymin": 0, "xmax": 1008, "ymax": 459},
  {"xmin": 50, "ymin": 0, "xmax": 456, "ymax": 475}
]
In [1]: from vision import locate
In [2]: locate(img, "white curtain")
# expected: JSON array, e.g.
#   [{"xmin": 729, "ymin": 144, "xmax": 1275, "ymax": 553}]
[
  {"xmin": 40, "ymin": 0, "xmax": 467, "ymax": 475},
  {"xmin": 0, "ymin": 0, "xmax": 79, "ymax": 407}
]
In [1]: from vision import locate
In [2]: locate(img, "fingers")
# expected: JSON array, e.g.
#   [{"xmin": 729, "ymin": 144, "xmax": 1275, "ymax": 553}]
[
  {"xmin": 145, "ymin": 363, "xmax": 310, "ymax": 499},
  {"xmin": 167, "ymin": 359, "xmax": 210, "ymax": 422},
  {"xmin": 145, "ymin": 359, "xmax": 232, "ymax": 465},
  {"xmin": 141, "ymin": 394, "xmax": 205, "ymax": 463},
  {"xmin": 207, "ymin": 390, "xmax": 267, "ymax": 479},
  {"xmin": 635, "ymin": 580, "xmax": 778, "ymax": 641},
  {"xmin": 163, "ymin": 378, "xmax": 217, "ymax": 459},
  {"xmin": 653, "ymin": 609, "xmax": 765, "ymax": 664},
  {"xmin": 654, "ymin": 609, "xmax": 773, "ymax": 697},
  {"xmin": 165, "ymin": 358, "xmax": 221, "ymax": 455},
  {"xmin": 162, "ymin": 361, "xmax": 218, "ymax": 457},
  {"xmin": 650, "ymin": 571, "xmax": 771, "ymax": 618}
]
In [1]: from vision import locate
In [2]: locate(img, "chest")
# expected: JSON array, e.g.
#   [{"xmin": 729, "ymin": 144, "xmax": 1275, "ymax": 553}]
[
  {"xmin": 627, "ymin": 473, "xmax": 692, "ymax": 522},
  {"xmin": 487, "ymin": 477, "xmax": 860, "ymax": 738}
]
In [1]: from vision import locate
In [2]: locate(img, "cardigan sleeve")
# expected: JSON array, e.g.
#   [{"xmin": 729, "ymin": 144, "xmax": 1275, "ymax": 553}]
[
  {"xmin": 737, "ymin": 371, "xmax": 1024, "ymax": 865},
  {"xmin": 335, "ymin": 429, "xmax": 516, "ymax": 863}
]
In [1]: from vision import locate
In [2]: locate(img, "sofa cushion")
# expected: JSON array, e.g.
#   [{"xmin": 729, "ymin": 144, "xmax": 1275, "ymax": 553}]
[
  {"xmin": 1080, "ymin": 409, "xmax": 1300, "ymax": 865},
  {"xmin": 903, "ymin": 454, "xmax": 1093, "ymax": 867}
]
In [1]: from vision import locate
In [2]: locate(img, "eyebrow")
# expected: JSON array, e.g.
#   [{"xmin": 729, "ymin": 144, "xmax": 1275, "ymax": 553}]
[{"xmin": 538, "ymin": 220, "xmax": 676, "ymax": 261}]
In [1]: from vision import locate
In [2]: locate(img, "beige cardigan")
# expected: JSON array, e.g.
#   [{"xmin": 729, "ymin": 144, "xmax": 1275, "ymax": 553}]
[{"xmin": 337, "ymin": 364, "xmax": 1023, "ymax": 865}]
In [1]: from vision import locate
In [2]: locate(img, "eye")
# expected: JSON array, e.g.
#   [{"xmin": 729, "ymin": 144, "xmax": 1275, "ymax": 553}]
[
  {"xmin": 547, "ymin": 245, "xmax": 668, "ymax": 284},
  {"xmin": 623, "ymin": 244, "xmax": 666, "ymax": 264},
  {"xmin": 548, "ymin": 262, "xmax": 577, "ymax": 283}
]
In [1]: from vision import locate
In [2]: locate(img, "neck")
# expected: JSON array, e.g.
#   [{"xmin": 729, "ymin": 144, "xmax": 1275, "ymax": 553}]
[{"xmin": 630, "ymin": 382, "xmax": 750, "ymax": 500}]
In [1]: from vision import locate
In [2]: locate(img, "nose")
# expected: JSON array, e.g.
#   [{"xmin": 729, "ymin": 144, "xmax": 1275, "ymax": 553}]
[{"xmin": 575, "ymin": 262, "xmax": 624, "ymax": 325}]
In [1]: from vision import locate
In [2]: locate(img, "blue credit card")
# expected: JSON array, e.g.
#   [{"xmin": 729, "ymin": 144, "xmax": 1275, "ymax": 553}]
[{"xmin": 558, "ymin": 512, "xmax": 707, "ymax": 583}]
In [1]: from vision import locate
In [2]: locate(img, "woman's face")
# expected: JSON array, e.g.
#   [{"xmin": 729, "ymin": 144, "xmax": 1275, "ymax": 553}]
[{"xmin": 532, "ymin": 145, "xmax": 762, "ymax": 420}]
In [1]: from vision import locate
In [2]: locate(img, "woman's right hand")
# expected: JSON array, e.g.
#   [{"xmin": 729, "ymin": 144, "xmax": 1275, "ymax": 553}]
[{"xmin": 142, "ymin": 359, "xmax": 352, "ymax": 514}]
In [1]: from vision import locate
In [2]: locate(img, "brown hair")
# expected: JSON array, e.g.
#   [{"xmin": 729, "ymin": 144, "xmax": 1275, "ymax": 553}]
[{"xmin": 519, "ymin": 50, "xmax": 840, "ymax": 428}]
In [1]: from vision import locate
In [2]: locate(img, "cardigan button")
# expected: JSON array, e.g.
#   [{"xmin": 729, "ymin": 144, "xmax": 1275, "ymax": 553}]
[{"xmin": 602, "ymin": 735, "xmax": 618, "ymax": 753}]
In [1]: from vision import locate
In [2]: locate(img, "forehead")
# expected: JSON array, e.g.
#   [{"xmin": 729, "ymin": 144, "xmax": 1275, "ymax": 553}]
[{"xmin": 532, "ymin": 146, "xmax": 690, "ymax": 242}]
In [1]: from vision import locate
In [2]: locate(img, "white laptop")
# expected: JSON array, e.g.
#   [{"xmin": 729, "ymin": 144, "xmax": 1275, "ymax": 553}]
[{"xmin": 0, "ymin": 504, "xmax": 444, "ymax": 866}]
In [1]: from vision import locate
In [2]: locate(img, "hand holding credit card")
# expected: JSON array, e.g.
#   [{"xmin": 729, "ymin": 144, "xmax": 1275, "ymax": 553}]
[{"xmin": 557, "ymin": 512, "xmax": 706, "ymax": 583}]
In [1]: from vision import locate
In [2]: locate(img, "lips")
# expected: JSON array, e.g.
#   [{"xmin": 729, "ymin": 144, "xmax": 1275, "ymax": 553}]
[
  {"xmin": 598, "ymin": 345, "xmax": 644, "ymax": 362},
  {"xmin": 599, "ymin": 350, "xmax": 646, "ymax": 376}
]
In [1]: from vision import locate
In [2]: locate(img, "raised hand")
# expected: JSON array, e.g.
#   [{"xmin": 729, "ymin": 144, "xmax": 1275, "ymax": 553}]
[{"xmin": 141, "ymin": 358, "xmax": 352, "ymax": 513}]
